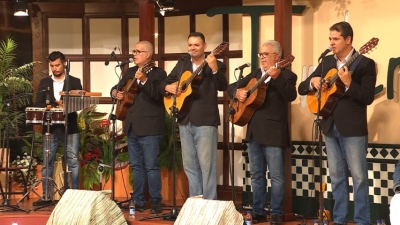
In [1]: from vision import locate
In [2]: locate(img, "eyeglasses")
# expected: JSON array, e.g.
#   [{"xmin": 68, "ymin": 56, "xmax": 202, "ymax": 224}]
[
  {"xmin": 132, "ymin": 49, "xmax": 148, "ymax": 55},
  {"xmin": 258, "ymin": 52, "xmax": 277, "ymax": 58}
]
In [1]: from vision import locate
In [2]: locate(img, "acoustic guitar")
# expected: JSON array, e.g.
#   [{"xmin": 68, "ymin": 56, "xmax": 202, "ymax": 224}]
[
  {"xmin": 229, "ymin": 55, "xmax": 295, "ymax": 126},
  {"xmin": 115, "ymin": 61, "xmax": 155, "ymax": 120},
  {"xmin": 163, "ymin": 42, "xmax": 229, "ymax": 117},
  {"xmin": 306, "ymin": 37, "xmax": 379, "ymax": 116}
]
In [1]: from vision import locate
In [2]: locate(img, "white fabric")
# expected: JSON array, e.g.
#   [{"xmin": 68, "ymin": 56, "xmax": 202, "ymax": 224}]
[
  {"xmin": 390, "ymin": 193, "xmax": 400, "ymax": 225},
  {"xmin": 52, "ymin": 75, "xmax": 65, "ymax": 101}
]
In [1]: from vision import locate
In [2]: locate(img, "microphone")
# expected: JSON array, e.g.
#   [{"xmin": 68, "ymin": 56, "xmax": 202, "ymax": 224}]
[
  {"xmin": 45, "ymin": 86, "xmax": 50, "ymax": 105},
  {"xmin": 235, "ymin": 62, "xmax": 251, "ymax": 70},
  {"xmin": 105, "ymin": 47, "xmax": 116, "ymax": 66},
  {"xmin": 318, "ymin": 46, "xmax": 332, "ymax": 62},
  {"xmin": 118, "ymin": 58, "xmax": 133, "ymax": 67}
]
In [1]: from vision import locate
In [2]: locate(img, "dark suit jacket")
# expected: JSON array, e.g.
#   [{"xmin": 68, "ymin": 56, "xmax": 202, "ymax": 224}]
[
  {"xmin": 34, "ymin": 75, "xmax": 82, "ymax": 134},
  {"xmin": 298, "ymin": 53, "xmax": 376, "ymax": 136},
  {"xmin": 159, "ymin": 57, "xmax": 228, "ymax": 127},
  {"xmin": 227, "ymin": 68, "xmax": 297, "ymax": 147},
  {"xmin": 112, "ymin": 65, "xmax": 167, "ymax": 136}
]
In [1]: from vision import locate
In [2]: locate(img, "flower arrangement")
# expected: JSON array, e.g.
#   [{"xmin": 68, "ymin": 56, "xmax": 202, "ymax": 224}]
[
  {"xmin": 78, "ymin": 105, "xmax": 113, "ymax": 190},
  {"xmin": 11, "ymin": 152, "xmax": 38, "ymax": 186}
]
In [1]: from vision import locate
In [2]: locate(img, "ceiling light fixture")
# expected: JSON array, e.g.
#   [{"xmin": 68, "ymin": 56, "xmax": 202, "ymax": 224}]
[
  {"xmin": 14, "ymin": 0, "xmax": 28, "ymax": 17},
  {"xmin": 155, "ymin": 0, "xmax": 175, "ymax": 17}
]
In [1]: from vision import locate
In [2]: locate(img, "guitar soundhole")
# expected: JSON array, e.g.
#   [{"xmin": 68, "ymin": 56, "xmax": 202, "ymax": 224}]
[{"xmin": 181, "ymin": 83, "xmax": 187, "ymax": 91}]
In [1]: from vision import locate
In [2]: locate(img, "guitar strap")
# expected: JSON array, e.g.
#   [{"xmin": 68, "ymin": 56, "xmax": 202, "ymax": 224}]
[{"xmin": 348, "ymin": 54, "xmax": 364, "ymax": 72}]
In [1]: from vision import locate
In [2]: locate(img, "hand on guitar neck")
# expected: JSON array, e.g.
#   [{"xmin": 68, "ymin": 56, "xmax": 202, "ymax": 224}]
[
  {"xmin": 135, "ymin": 70, "xmax": 148, "ymax": 83},
  {"xmin": 266, "ymin": 65, "xmax": 281, "ymax": 79},
  {"xmin": 205, "ymin": 54, "xmax": 218, "ymax": 73}
]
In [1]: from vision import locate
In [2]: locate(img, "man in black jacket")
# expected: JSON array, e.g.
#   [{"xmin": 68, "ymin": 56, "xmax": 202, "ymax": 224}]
[
  {"xmin": 227, "ymin": 40, "xmax": 297, "ymax": 224},
  {"xmin": 298, "ymin": 22, "xmax": 376, "ymax": 225},
  {"xmin": 160, "ymin": 32, "xmax": 227, "ymax": 200},
  {"xmin": 111, "ymin": 41, "xmax": 166, "ymax": 214},
  {"xmin": 33, "ymin": 51, "xmax": 82, "ymax": 206}
]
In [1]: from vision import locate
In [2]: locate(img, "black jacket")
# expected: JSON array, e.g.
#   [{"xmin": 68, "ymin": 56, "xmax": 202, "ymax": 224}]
[
  {"xmin": 112, "ymin": 65, "xmax": 167, "ymax": 136},
  {"xmin": 298, "ymin": 53, "xmax": 376, "ymax": 136},
  {"xmin": 159, "ymin": 57, "xmax": 228, "ymax": 127},
  {"xmin": 34, "ymin": 75, "xmax": 82, "ymax": 134},
  {"xmin": 227, "ymin": 68, "xmax": 297, "ymax": 147}
]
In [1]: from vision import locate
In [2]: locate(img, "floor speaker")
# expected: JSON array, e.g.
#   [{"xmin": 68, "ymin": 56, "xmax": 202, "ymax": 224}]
[
  {"xmin": 175, "ymin": 197, "xmax": 244, "ymax": 225},
  {"xmin": 47, "ymin": 189, "xmax": 127, "ymax": 225}
]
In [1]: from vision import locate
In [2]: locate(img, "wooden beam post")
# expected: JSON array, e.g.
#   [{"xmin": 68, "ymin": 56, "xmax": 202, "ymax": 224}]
[
  {"xmin": 136, "ymin": 0, "xmax": 155, "ymax": 46},
  {"xmin": 274, "ymin": 0, "xmax": 295, "ymax": 222}
]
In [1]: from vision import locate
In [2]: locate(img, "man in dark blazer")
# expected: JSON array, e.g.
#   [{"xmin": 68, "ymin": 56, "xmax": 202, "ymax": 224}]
[
  {"xmin": 33, "ymin": 51, "xmax": 82, "ymax": 206},
  {"xmin": 111, "ymin": 41, "xmax": 166, "ymax": 214},
  {"xmin": 227, "ymin": 40, "xmax": 297, "ymax": 224},
  {"xmin": 159, "ymin": 32, "xmax": 227, "ymax": 200},
  {"xmin": 298, "ymin": 22, "xmax": 376, "ymax": 225}
]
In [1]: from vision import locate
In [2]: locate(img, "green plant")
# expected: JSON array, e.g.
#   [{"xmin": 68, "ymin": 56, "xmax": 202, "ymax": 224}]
[
  {"xmin": 158, "ymin": 113, "xmax": 183, "ymax": 171},
  {"xmin": 0, "ymin": 36, "xmax": 40, "ymax": 137},
  {"xmin": 78, "ymin": 105, "xmax": 113, "ymax": 190}
]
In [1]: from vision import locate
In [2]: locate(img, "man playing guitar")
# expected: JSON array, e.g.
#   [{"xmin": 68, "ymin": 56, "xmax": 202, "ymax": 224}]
[{"xmin": 111, "ymin": 41, "xmax": 166, "ymax": 214}]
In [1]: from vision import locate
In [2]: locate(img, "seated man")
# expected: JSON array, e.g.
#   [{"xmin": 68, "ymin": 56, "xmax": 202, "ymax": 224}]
[{"xmin": 390, "ymin": 161, "xmax": 400, "ymax": 224}]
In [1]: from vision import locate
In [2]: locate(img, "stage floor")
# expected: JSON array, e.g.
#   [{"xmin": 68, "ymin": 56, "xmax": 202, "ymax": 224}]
[{"xmin": 0, "ymin": 197, "xmax": 352, "ymax": 225}]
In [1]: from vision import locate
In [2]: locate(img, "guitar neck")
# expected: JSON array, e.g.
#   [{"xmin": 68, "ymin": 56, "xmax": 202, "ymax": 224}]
[
  {"xmin": 248, "ymin": 73, "xmax": 270, "ymax": 94},
  {"xmin": 328, "ymin": 51, "xmax": 360, "ymax": 85},
  {"xmin": 125, "ymin": 77, "xmax": 137, "ymax": 94},
  {"xmin": 183, "ymin": 58, "xmax": 208, "ymax": 86}
]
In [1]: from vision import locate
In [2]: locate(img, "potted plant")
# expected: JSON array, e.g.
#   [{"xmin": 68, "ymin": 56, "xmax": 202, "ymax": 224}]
[
  {"xmin": 158, "ymin": 112, "xmax": 188, "ymax": 201},
  {"xmin": 0, "ymin": 36, "xmax": 39, "ymax": 138},
  {"xmin": 77, "ymin": 105, "xmax": 114, "ymax": 190}
]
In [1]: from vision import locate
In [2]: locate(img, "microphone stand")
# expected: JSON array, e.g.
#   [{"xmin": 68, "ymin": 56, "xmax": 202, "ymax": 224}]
[
  {"xmin": 140, "ymin": 55, "xmax": 188, "ymax": 222},
  {"xmin": 315, "ymin": 57, "xmax": 326, "ymax": 225},
  {"xmin": 107, "ymin": 65, "xmax": 124, "ymax": 203},
  {"xmin": 225, "ymin": 68, "xmax": 244, "ymax": 210},
  {"xmin": 0, "ymin": 101, "xmax": 30, "ymax": 213},
  {"xmin": 62, "ymin": 59, "xmax": 71, "ymax": 194}
]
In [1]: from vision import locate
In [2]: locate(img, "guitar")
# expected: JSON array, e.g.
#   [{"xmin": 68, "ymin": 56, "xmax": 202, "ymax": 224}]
[
  {"xmin": 306, "ymin": 37, "xmax": 379, "ymax": 116},
  {"xmin": 163, "ymin": 42, "xmax": 229, "ymax": 117},
  {"xmin": 229, "ymin": 55, "xmax": 295, "ymax": 126},
  {"xmin": 115, "ymin": 61, "xmax": 155, "ymax": 120}
]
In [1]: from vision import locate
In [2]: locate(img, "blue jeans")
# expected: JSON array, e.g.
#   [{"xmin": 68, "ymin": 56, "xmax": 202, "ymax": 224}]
[
  {"xmin": 248, "ymin": 137, "xmax": 285, "ymax": 216},
  {"xmin": 179, "ymin": 122, "xmax": 217, "ymax": 200},
  {"xmin": 128, "ymin": 128, "xmax": 162, "ymax": 205},
  {"xmin": 41, "ymin": 129, "xmax": 80, "ymax": 198},
  {"xmin": 324, "ymin": 124, "xmax": 370, "ymax": 225}
]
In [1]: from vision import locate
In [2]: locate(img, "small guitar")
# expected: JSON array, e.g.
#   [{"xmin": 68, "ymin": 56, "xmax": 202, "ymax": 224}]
[
  {"xmin": 163, "ymin": 42, "xmax": 229, "ymax": 117},
  {"xmin": 229, "ymin": 55, "xmax": 295, "ymax": 126},
  {"xmin": 306, "ymin": 37, "xmax": 379, "ymax": 116},
  {"xmin": 115, "ymin": 61, "xmax": 155, "ymax": 120}
]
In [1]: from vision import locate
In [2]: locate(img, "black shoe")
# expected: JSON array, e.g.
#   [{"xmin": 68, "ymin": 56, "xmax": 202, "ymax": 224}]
[
  {"xmin": 332, "ymin": 223, "xmax": 344, "ymax": 225},
  {"xmin": 270, "ymin": 214, "xmax": 283, "ymax": 225},
  {"xmin": 135, "ymin": 203, "xmax": 146, "ymax": 212},
  {"xmin": 150, "ymin": 201, "xmax": 163, "ymax": 214},
  {"xmin": 250, "ymin": 212, "xmax": 267, "ymax": 224},
  {"xmin": 32, "ymin": 198, "xmax": 52, "ymax": 206}
]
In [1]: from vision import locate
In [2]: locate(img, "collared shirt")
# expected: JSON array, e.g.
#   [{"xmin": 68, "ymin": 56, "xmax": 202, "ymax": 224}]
[
  {"xmin": 261, "ymin": 67, "xmax": 272, "ymax": 83},
  {"xmin": 335, "ymin": 48, "xmax": 354, "ymax": 70},
  {"xmin": 192, "ymin": 58, "xmax": 204, "ymax": 75},
  {"xmin": 335, "ymin": 48, "xmax": 354, "ymax": 91},
  {"xmin": 51, "ymin": 74, "xmax": 65, "ymax": 101}
]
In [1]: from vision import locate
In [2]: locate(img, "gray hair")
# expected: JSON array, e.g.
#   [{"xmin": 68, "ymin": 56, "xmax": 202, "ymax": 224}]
[{"xmin": 261, "ymin": 40, "xmax": 282, "ymax": 58}]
